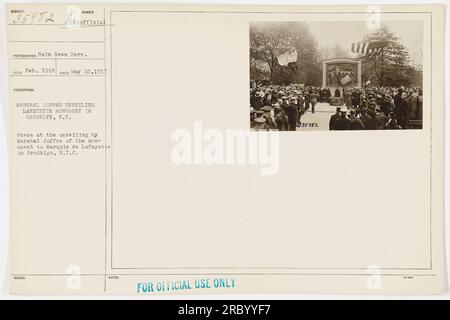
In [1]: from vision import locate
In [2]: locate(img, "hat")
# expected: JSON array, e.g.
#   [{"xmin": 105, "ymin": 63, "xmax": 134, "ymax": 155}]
[
  {"xmin": 281, "ymin": 96, "xmax": 288, "ymax": 100},
  {"xmin": 401, "ymin": 92, "xmax": 408, "ymax": 99},
  {"xmin": 254, "ymin": 117, "xmax": 266, "ymax": 123},
  {"xmin": 261, "ymin": 106, "xmax": 272, "ymax": 112},
  {"xmin": 255, "ymin": 110, "xmax": 265, "ymax": 115}
]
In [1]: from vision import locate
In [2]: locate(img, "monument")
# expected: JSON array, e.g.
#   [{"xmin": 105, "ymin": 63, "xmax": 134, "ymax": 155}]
[{"xmin": 322, "ymin": 58, "xmax": 362, "ymax": 90}]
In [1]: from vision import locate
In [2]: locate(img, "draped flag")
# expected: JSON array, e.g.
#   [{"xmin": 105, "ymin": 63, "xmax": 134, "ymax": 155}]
[
  {"xmin": 271, "ymin": 48, "xmax": 298, "ymax": 66},
  {"xmin": 351, "ymin": 40, "xmax": 388, "ymax": 56},
  {"xmin": 340, "ymin": 74, "xmax": 352, "ymax": 85}
]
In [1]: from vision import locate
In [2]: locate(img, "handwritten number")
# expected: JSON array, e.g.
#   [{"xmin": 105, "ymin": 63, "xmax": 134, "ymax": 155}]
[{"xmin": 12, "ymin": 11, "xmax": 55, "ymax": 24}]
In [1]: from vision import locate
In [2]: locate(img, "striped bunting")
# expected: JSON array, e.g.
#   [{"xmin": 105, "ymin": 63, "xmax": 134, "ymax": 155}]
[{"xmin": 351, "ymin": 40, "xmax": 387, "ymax": 56}]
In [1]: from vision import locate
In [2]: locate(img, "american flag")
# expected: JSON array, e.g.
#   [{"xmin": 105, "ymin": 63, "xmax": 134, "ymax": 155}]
[{"xmin": 351, "ymin": 40, "xmax": 388, "ymax": 55}]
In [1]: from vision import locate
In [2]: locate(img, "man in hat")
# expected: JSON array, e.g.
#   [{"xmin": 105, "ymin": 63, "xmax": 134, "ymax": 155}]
[
  {"xmin": 261, "ymin": 105, "xmax": 277, "ymax": 129},
  {"xmin": 360, "ymin": 97, "xmax": 368, "ymax": 110},
  {"xmin": 408, "ymin": 89, "xmax": 419, "ymax": 120},
  {"xmin": 281, "ymin": 96, "xmax": 289, "ymax": 110},
  {"xmin": 374, "ymin": 106, "xmax": 387, "ymax": 130},
  {"xmin": 352, "ymin": 88, "xmax": 361, "ymax": 109},
  {"xmin": 417, "ymin": 88, "xmax": 423, "ymax": 122},
  {"xmin": 349, "ymin": 109, "xmax": 365, "ymax": 130},
  {"xmin": 393, "ymin": 88, "xmax": 403, "ymax": 112},
  {"xmin": 263, "ymin": 91, "xmax": 273, "ymax": 106},
  {"xmin": 344, "ymin": 89, "xmax": 353, "ymax": 109},
  {"xmin": 385, "ymin": 112, "xmax": 399, "ymax": 129},
  {"xmin": 334, "ymin": 87, "xmax": 341, "ymax": 98},
  {"xmin": 251, "ymin": 91, "xmax": 264, "ymax": 110},
  {"xmin": 398, "ymin": 92, "xmax": 411, "ymax": 129},
  {"xmin": 329, "ymin": 106, "xmax": 341, "ymax": 130},
  {"xmin": 303, "ymin": 91, "xmax": 310, "ymax": 111},
  {"xmin": 334, "ymin": 109, "xmax": 351, "ymax": 130},
  {"xmin": 255, "ymin": 109, "xmax": 265, "ymax": 117},
  {"xmin": 274, "ymin": 104, "xmax": 288, "ymax": 131},
  {"xmin": 368, "ymin": 102, "xmax": 377, "ymax": 120},
  {"xmin": 296, "ymin": 94, "xmax": 305, "ymax": 125},
  {"xmin": 380, "ymin": 94, "xmax": 392, "ymax": 116},
  {"xmin": 250, "ymin": 110, "xmax": 263, "ymax": 130},
  {"xmin": 324, "ymin": 87, "xmax": 332, "ymax": 102},
  {"xmin": 310, "ymin": 91, "xmax": 318, "ymax": 114},
  {"xmin": 360, "ymin": 107, "xmax": 376, "ymax": 130},
  {"xmin": 253, "ymin": 109, "xmax": 265, "ymax": 128},
  {"xmin": 285, "ymin": 97, "xmax": 299, "ymax": 131},
  {"xmin": 253, "ymin": 117, "xmax": 269, "ymax": 131}
]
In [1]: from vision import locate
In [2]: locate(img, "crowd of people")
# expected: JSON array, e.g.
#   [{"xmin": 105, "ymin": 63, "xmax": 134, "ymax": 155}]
[{"xmin": 249, "ymin": 84, "xmax": 423, "ymax": 131}]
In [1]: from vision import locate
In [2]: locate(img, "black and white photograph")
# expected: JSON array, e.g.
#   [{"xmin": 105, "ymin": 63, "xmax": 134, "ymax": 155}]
[
  {"xmin": 0, "ymin": 2, "xmax": 447, "ymax": 300},
  {"xmin": 249, "ymin": 21, "xmax": 424, "ymax": 131}
]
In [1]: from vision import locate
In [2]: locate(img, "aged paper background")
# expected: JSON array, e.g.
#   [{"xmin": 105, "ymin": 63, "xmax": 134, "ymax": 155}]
[{"xmin": 5, "ymin": 4, "xmax": 445, "ymax": 294}]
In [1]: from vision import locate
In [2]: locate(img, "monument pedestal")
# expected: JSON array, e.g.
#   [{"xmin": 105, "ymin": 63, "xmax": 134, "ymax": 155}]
[{"xmin": 322, "ymin": 58, "xmax": 362, "ymax": 93}]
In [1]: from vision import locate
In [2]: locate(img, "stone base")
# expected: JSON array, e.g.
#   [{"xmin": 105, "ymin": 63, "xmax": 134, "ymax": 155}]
[{"xmin": 329, "ymin": 97, "xmax": 344, "ymax": 106}]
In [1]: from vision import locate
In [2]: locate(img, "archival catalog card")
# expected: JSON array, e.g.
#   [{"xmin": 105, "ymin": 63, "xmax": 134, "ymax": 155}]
[{"xmin": 6, "ymin": 3, "xmax": 446, "ymax": 295}]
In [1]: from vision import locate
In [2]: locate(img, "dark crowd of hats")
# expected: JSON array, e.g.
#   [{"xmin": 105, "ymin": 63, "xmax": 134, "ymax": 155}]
[
  {"xmin": 250, "ymin": 84, "xmax": 423, "ymax": 131},
  {"xmin": 250, "ymin": 85, "xmax": 328, "ymax": 131}
]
